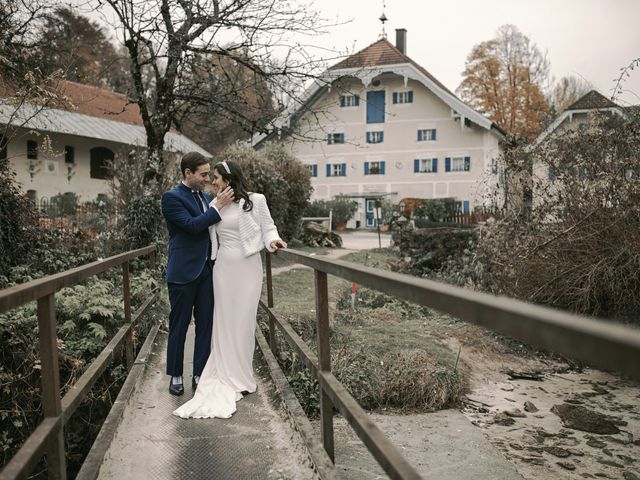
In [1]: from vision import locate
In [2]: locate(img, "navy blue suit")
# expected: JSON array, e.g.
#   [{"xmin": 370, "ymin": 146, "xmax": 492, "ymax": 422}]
[{"xmin": 161, "ymin": 183, "xmax": 221, "ymax": 377}]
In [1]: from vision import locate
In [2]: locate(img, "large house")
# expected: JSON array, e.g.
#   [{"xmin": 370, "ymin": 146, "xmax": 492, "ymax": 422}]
[
  {"xmin": 0, "ymin": 81, "xmax": 208, "ymax": 202},
  {"xmin": 255, "ymin": 29, "xmax": 506, "ymax": 228}
]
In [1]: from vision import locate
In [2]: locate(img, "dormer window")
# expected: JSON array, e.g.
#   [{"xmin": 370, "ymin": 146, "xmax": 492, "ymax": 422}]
[{"xmin": 393, "ymin": 91, "xmax": 413, "ymax": 104}]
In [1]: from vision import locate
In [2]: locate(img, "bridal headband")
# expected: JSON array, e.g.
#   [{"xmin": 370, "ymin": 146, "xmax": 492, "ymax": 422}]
[{"xmin": 217, "ymin": 161, "xmax": 231, "ymax": 174}]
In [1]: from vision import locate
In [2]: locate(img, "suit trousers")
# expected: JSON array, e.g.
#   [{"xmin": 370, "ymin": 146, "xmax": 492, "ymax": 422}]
[{"xmin": 166, "ymin": 262, "xmax": 214, "ymax": 377}]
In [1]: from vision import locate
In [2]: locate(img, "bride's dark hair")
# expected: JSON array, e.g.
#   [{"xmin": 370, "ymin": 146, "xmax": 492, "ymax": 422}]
[{"xmin": 213, "ymin": 160, "xmax": 253, "ymax": 212}]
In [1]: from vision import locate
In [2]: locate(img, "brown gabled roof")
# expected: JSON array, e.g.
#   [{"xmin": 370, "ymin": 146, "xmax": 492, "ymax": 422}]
[
  {"xmin": 565, "ymin": 90, "xmax": 619, "ymax": 111},
  {"xmin": 328, "ymin": 37, "xmax": 456, "ymax": 97},
  {"xmin": 59, "ymin": 81, "xmax": 143, "ymax": 126}
]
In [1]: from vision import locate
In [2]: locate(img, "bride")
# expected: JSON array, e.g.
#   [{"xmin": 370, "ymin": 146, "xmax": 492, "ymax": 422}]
[{"xmin": 173, "ymin": 159, "xmax": 287, "ymax": 419}]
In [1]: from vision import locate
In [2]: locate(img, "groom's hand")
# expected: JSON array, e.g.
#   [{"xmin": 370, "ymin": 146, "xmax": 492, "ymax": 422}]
[{"xmin": 216, "ymin": 187, "xmax": 234, "ymax": 210}]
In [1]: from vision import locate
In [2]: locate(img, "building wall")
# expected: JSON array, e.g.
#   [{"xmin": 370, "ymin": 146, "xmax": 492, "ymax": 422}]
[
  {"xmin": 7, "ymin": 128, "xmax": 136, "ymax": 202},
  {"xmin": 287, "ymin": 74, "xmax": 502, "ymax": 225}
]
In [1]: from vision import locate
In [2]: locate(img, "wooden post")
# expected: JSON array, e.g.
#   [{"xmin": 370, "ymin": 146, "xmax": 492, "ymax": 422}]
[
  {"xmin": 314, "ymin": 270, "xmax": 334, "ymax": 462},
  {"xmin": 37, "ymin": 294, "xmax": 66, "ymax": 479},
  {"xmin": 122, "ymin": 262, "xmax": 133, "ymax": 367},
  {"xmin": 265, "ymin": 253, "xmax": 277, "ymax": 354}
]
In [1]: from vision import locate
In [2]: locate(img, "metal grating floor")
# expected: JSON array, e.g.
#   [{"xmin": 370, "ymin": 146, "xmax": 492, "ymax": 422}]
[{"xmin": 98, "ymin": 326, "xmax": 316, "ymax": 480}]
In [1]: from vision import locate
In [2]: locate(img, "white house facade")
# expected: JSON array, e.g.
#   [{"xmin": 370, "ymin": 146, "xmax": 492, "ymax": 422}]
[
  {"xmin": 0, "ymin": 81, "xmax": 209, "ymax": 202},
  {"xmin": 255, "ymin": 30, "xmax": 505, "ymax": 228}
]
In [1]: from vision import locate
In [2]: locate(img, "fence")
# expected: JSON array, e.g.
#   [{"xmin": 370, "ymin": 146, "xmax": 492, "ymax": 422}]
[
  {"xmin": 35, "ymin": 197, "xmax": 118, "ymax": 231},
  {"xmin": 261, "ymin": 249, "xmax": 640, "ymax": 480},
  {"xmin": 0, "ymin": 246, "xmax": 158, "ymax": 480}
]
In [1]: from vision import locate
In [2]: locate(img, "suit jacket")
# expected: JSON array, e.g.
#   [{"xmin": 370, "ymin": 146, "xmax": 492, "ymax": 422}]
[
  {"xmin": 162, "ymin": 183, "xmax": 221, "ymax": 284},
  {"xmin": 208, "ymin": 193, "xmax": 281, "ymax": 260}
]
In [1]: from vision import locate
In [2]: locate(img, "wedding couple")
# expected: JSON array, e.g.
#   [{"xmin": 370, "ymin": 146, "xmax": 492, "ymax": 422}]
[{"xmin": 161, "ymin": 152, "xmax": 286, "ymax": 419}]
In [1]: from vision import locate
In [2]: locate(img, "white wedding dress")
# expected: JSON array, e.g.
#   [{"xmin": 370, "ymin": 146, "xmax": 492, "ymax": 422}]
[{"xmin": 173, "ymin": 201, "xmax": 262, "ymax": 419}]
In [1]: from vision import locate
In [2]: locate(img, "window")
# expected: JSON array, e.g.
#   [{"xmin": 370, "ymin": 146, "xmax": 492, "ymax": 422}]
[
  {"xmin": 27, "ymin": 140, "xmax": 38, "ymax": 160},
  {"xmin": 340, "ymin": 95, "xmax": 360, "ymax": 107},
  {"xmin": 327, "ymin": 133, "xmax": 345, "ymax": 145},
  {"xmin": 326, "ymin": 163, "xmax": 346, "ymax": 177},
  {"xmin": 364, "ymin": 161, "xmax": 385, "ymax": 175},
  {"xmin": 413, "ymin": 158, "xmax": 437, "ymax": 173},
  {"xmin": 90, "ymin": 147, "xmax": 114, "ymax": 179},
  {"xmin": 454, "ymin": 200, "xmax": 471, "ymax": 214},
  {"xmin": 307, "ymin": 164, "xmax": 318, "ymax": 177},
  {"xmin": 417, "ymin": 129, "xmax": 436, "ymax": 141},
  {"xmin": 64, "ymin": 146, "xmax": 75, "ymax": 164},
  {"xmin": 392, "ymin": 91, "xmax": 413, "ymax": 104},
  {"xmin": 445, "ymin": 156, "xmax": 470, "ymax": 172},
  {"xmin": 366, "ymin": 131, "xmax": 384, "ymax": 144}
]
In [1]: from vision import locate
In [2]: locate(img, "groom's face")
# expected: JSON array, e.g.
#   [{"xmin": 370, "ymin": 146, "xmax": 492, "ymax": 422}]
[{"xmin": 185, "ymin": 163, "xmax": 210, "ymax": 191}]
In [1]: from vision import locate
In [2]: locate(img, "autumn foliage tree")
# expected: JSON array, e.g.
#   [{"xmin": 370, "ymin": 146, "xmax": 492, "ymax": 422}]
[{"xmin": 457, "ymin": 24, "xmax": 551, "ymax": 140}]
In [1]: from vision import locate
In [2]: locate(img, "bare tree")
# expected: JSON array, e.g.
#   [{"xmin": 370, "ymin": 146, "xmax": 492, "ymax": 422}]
[
  {"xmin": 549, "ymin": 75, "xmax": 592, "ymax": 116},
  {"xmin": 95, "ymin": 0, "xmax": 329, "ymax": 196},
  {"xmin": 456, "ymin": 24, "xmax": 551, "ymax": 141}
]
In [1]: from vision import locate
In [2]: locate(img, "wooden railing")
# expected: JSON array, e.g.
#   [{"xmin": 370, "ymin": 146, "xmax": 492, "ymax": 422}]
[
  {"xmin": 261, "ymin": 249, "xmax": 640, "ymax": 480},
  {"xmin": 0, "ymin": 246, "xmax": 158, "ymax": 480}
]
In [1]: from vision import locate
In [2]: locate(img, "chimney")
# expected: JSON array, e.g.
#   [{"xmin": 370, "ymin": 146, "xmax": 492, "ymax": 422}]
[{"xmin": 395, "ymin": 28, "xmax": 407, "ymax": 54}]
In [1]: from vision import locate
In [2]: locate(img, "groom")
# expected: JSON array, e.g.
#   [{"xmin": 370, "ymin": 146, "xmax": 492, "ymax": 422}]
[{"xmin": 161, "ymin": 151, "xmax": 233, "ymax": 395}]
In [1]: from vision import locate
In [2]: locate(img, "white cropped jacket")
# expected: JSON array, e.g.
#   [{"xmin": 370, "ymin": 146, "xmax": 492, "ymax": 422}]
[{"xmin": 208, "ymin": 193, "xmax": 281, "ymax": 260}]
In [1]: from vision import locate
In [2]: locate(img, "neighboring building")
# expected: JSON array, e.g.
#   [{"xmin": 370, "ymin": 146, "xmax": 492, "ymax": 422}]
[
  {"xmin": 0, "ymin": 81, "xmax": 208, "ymax": 202},
  {"xmin": 255, "ymin": 29, "xmax": 506, "ymax": 228}
]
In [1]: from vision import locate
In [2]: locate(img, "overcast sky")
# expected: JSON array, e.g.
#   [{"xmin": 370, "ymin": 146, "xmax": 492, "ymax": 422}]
[
  {"xmin": 79, "ymin": 0, "xmax": 640, "ymax": 106},
  {"xmin": 306, "ymin": 0, "xmax": 640, "ymax": 106}
]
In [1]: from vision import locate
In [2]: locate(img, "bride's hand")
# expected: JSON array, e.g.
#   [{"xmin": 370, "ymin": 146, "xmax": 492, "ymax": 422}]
[{"xmin": 270, "ymin": 239, "xmax": 287, "ymax": 250}]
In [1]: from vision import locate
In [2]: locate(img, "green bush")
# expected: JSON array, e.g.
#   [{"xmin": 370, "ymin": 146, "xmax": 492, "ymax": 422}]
[
  {"xmin": 121, "ymin": 196, "xmax": 163, "ymax": 249},
  {"xmin": 45, "ymin": 191, "xmax": 79, "ymax": 216}
]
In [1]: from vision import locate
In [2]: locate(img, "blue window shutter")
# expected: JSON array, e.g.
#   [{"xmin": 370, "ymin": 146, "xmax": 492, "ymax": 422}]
[
  {"xmin": 445, "ymin": 157, "xmax": 451, "ymax": 172},
  {"xmin": 341, "ymin": 163, "xmax": 346, "ymax": 176},
  {"xmin": 408, "ymin": 91, "xmax": 413, "ymax": 103},
  {"xmin": 366, "ymin": 132, "xmax": 371, "ymax": 143},
  {"xmin": 364, "ymin": 162, "xmax": 370, "ymax": 175},
  {"xmin": 463, "ymin": 200, "xmax": 470, "ymax": 214},
  {"xmin": 380, "ymin": 161, "xmax": 385, "ymax": 175},
  {"xmin": 414, "ymin": 159, "xmax": 420, "ymax": 173},
  {"xmin": 326, "ymin": 164, "xmax": 331, "ymax": 177},
  {"xmin": 312, "ymin": 165, "xmax": 317, "ymax": 177},
  {"xmin": 327, "ymin": 134, "xmax": 332, "ymax": 145},
  {"xmin": 366, "ymin": 91, "xmax": 385, "ymax": 124},
  {"xmin": 379, "ymin": 132, "xmax": 384, "ymax": 142},
  {"xmin": 464, "ymin": 156, "xmax": 471, "ymax": 171},
  {"xmin": 340, "ymin": 96, "xmax": 345, "ymax": 107},
  {"xmin": 432, "ymin": 158, "xmax": 438, "ymax": 173},
  {"xmin": 392, "ymin": 92, "xmax": 398, "ymax": 104},
  {"xmin": 417, "ymin": 130, "xmax": 423, "ymax": 141},
  {"xmin": 433, "ymin": 129, "xmax": 437, "ymax": 140},
  {"xmin": 339, "ymin": 133, "xmax": 344, "ymax": 144},
  {"xmin": 354, "ymin": 95, "xmax": 360, "ymax": 106}
]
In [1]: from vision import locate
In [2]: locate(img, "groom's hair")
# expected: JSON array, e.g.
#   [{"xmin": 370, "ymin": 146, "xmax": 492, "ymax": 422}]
[{"xmin": 180, "ymin": 152, "xmax": 209, "ymax": 177}]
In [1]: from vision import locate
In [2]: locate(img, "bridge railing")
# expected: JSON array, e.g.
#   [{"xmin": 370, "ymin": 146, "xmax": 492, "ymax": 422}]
[
  {"xmin": 261, "ymin": 248, "xmax": 640, "ymax": 480},
  {"xmin": 0, "ymin": 246, "xmax": 158, "ymax": 480}
]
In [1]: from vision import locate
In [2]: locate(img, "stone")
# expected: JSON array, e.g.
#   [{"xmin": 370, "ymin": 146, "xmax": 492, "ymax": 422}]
[
  {"xmin": 505, "ymin": 408, "xmax": 527, "ymax": 418},
  {"xmin": 524, "ymin": 401, "xmax": 539, "ymax": 413},
  {"xmin": 493, "ymin": 412, "xmax": 516, "ymax": 426},
  {"xmin": 543, "ymin": 446, "xmax": 571, "ymax": 458},
  {"xmin": 557, "ymin": 461, "xmax": 576, "ymax": 470},
  {"xmin": 623, "ymin": 472, "xmax": 640, "ymax": 480},
  {"xmin": 551, "ymin": 403, "xmax": 622, "ymax": 434},
  {"xmin": 586, "ymin": 438, "xmax": 607, "ymax": 449}
]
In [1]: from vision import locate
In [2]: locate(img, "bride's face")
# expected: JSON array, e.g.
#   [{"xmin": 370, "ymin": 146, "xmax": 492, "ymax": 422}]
[{"xmin": 212, "ymin": 169, "xmax": 229, "ymax": 194}]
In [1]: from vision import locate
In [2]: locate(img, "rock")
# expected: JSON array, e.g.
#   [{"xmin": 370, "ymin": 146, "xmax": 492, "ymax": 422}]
[
  {"xmin": 618, "ymin": 455, "xmax": 636, "ymax": 465},
  {"xmin": 586, "ymin": 438, "xmax": 607, "ymax": 449},
  {"xmin": 543, "ymin": 446, "xmax": 571, "ymax": 458},
  {"xmin": 524, "ymin": 401, "xmax": 539, "ymax": 413},
  {"xmin": 505, "ymin": 408, "xmax": 527, "ymax": 418},
  {"xmin": 568, "ymin": 449, "xmax": 584, "ymax": 457},
  {"xmin": 598, "ymin": 459, "xmax": 624, "ymax": 468},
  {"xmin": 623, "ymin": 472, "xmax": 640, "ymax": 480},
  {"xmin": 551, "ymin": 403, "xmax": 622, "ymax": 434},
  {"xmin": 557, "ymin": 461, "xmax": 576, "ymax": 470},
  {"xmin": 300, "ymin": 222, "xmax": 343, "ymax": 248},
  {"xmin": 493, "ymin": 412, "xmax": 516, "ymax": 426}
]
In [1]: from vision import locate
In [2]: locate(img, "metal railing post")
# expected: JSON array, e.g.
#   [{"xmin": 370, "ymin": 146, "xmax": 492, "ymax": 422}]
[
  {"xmin": 37, "ymin": 294, "xmax": 66, "ymax": 479},
  {"xmin": 314, "ymin": 270, "xmax": 334, "ymax": 462},
  {"xmin": 122, "ymin": 261, "xmax": 134, "ymax": 366}
]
